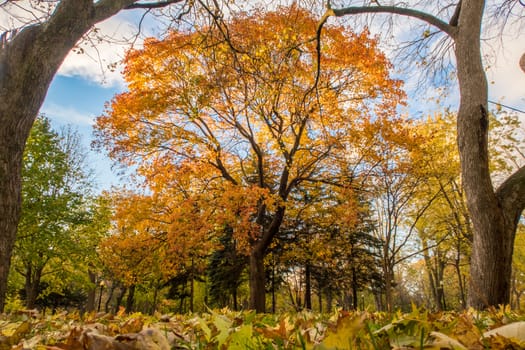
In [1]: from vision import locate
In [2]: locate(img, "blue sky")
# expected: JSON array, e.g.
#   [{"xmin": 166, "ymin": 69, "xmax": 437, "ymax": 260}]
[{"xmin": 41, "ymin": 75, "xmax": 124, "ymax": 192}]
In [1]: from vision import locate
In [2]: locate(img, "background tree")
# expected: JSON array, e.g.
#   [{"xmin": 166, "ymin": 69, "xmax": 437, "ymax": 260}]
[
  {"xmin": 94, "ymin": 5, "xmax": 405, "ymax": 312},
  {"xmin": 352, "ymin": 115, "xmax": 435, "ymax": 311},
  {"xmin": 409, "ymin": 113, "xmax": 471, "ymax": 310},
  {"xmin": 80, "ymin": 195, "xmax": 113, "ymax": 312},
  {"xmin": 12, "ymin": 116, "xmax": 94, "ymax": 309},
  {"xmin": 279, "ymin": 184, "xmax": 382, "ymax": 312},
  {"xmin": 207, "ymin": 226, "xmax": 247, "ymax": 310},
  {"xmin": 323, "ymin": 0, "xmax": 525, "ymax": 308}
]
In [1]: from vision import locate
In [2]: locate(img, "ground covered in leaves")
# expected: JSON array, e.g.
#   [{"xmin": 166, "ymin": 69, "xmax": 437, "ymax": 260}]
[{"xmin": 1, "ymin": 306, "xmax": 525, "ymax": 349}]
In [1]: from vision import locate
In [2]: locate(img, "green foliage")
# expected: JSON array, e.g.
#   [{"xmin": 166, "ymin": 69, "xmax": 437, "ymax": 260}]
[
  {"xmin": 207, "ymin": 226, "xmax": 248, "ymax": 310},
  {"xmin": 3, "ymin": 295, "xmax": 24, "ymax": 314},
  {"xmin": 11, "ymin": 116, "xmax": 100, "ymax": 308}
]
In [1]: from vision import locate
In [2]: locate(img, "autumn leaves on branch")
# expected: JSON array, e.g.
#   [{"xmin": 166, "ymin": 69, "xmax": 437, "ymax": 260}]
[{"xmin": 93, "ymin": 5, "xmax": 412, "ymax": 311}]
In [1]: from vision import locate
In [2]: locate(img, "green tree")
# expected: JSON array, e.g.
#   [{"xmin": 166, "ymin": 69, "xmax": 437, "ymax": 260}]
[
  {"xmin": 13, "ymin": 116, "xmax": 94, "ymax": 308},
  {"xmin": 207, "ymin": 226, "xmax": 247, "ymax": 310}
]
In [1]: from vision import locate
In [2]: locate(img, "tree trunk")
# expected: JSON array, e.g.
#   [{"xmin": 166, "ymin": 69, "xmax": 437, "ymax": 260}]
[
  {"xmin": 383, "ymin": 263, "xmax": 394, "ymax": 312},
  {"xmin": 125, "ymin": 284, "xmax": 135, "ymax": 313},
  {"xmin": 24, "ymin": 264, "xmax": 39, "ymax": 309},
  {"xmin": 454, "ymin": 1, "xmax": 525, "ymax": 308},
  {"xmin": 270, "ymin": 261, "xmax": 276, "ymax": 313},
  {"xmin": 105, "ymin": 283, "xmax": 115, "ymax": 313},
  {"xmin": 114, "ymin": 286, "xmax": 126, "ymax": 313},
  {"xmin": 86, "ymin": 271, "xmax": 97, "ymax": 312},
  {"xmin": 304, "ymin": 264, "xmax": 312, "ymax": 310},
  {"xmin": 0, "ymin": 130, "xmax": 26, "ymax": 312},
  {"xmin": 232, "ymin": 286, "xmax": 238, "ymax": 311},
  {"xmin": 151, "ymin": 282, "xmax": 159, "ymax": 314},
  {"xmin": 248, "ymin": 205, "xmax": 286, "ymax": 312},
  {"xmin": 374, "ymin": 291, "xmax": 383, "ymax": 312},
  {"xmin": 351, "ymin": 266, "xmax": 358, "ymax": 310},
  {"xmin": 189, "ymin": 258, "xmax": 194, "ymax": 313},
  {"xmin": 454, "ymin": 241, "xmax": 467, "ymax": 309},
  {"xmin": 249, "ymin": 248, "xmax": 266, "ymax": 313},
  {"xmin": 0, "ymin": 0, "xmax": 139, "ymax": 312},
  {"xmin": 325, "ymin": 289, "xmax": 333, "ymax": 313},
  {"xmin": 318, "ymin": 288, "xmax": 323, "ymax": 313}
]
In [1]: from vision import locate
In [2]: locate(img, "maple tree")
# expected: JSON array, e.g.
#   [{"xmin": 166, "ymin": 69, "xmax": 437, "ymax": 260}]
[
  {"xmin": 98, "ymin": 191, "xmax": 169, "ymax": 313},
  {"xmin": 99, "ymin": 165, "xmax": 224, "ymax": 312},
  {"xmin": 94, "ymin": 5, "xmax": 405, "ymax": 312}
]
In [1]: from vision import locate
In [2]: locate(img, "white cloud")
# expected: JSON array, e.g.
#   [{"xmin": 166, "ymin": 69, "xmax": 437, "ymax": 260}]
[
  {"xmin": 486, "ymin": 39, "xmax": 525, "ymax": 111},
  {"xmin": 57, "ymin": 13, "xmax": 139, "ymax": 88}
]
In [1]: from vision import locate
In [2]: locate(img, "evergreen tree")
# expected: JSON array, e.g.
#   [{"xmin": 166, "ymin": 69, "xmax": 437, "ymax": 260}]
[{"xmin": 208, "ymin": 226, "xmax": 247, "ymax": 310}]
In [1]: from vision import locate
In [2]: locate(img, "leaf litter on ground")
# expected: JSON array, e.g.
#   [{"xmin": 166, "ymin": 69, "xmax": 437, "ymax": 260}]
[{"xmin": 1, "ymin": 305, "xmax": 525, "ymax": 349}]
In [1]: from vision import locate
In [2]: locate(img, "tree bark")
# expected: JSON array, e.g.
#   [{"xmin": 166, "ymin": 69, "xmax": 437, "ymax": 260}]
[
  {"xmin": 86, "ymin": 270, "xmax": 97, "ymax": 312},
  {"xmin": 351, "ymin": 266, "xmax": 358, "ymax": 310},
  {"xmin": 125, "ymin": 284, "xmax": 135, "ymax": 313},
  {"xmin": 383, "ymin": 265, "xmax": 393, "ymax": 312},
  {"xmin": 23, "ymin": 264, "xmax": 42, "ymax": 309},
  {"xmin": 249, "ymin": 248, "xmax": 266, "ymax": 313},
  {"xmin": 0, "ymin": 0, "xmax": 181, "ymax": 313},
  {"xmin": 454, "ymin": 1, "xmax": 525, "ymax": 309},
  {"xmin": 249, "ymin": 205, "xmax": 286, "ymax": 312}
]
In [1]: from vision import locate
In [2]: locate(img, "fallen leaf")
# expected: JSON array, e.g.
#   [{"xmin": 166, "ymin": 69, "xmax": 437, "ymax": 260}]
[
  {"xmin": 428, "ymin": 331, "xmax": 468, "ymax": 350},
  {"xmin": 483, "ymin": 322, "xmax": 525, "ymax": 341}
]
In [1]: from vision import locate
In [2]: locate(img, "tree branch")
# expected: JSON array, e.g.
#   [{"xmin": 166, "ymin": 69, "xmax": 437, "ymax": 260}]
[
  {"xmin": 330, "ymin": 5, "xmax": 456, "ymax": 37},
  {"xmin": 94, "ymin": 0, "xmax": 183, "ymax": 23},
  {"xmin": 125, "ymin": 0, "xmax": 184, "ymax": 10},
  {"xmin": 496, "ymin": 165, "xmax": 525, "ymax": 226},
  {"xmin": 449, "ymin": 1, "xmax": 462, "ymax": 27},
  {"xmin": 93, "ymin": 0, "xmax": 136, "ymax": 23}
]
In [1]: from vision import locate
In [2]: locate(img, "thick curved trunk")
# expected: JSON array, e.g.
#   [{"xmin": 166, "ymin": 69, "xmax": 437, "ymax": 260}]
[
  {"xmin": 455, "ymin": 0, "xmax": 503, "ymax": 308},
  {"xmin": 454, "ymin": 0, "xmax": 525, "ymax": 308},
  {"xmin": 0, "ymin": 0, "xmax": 137, "ymax": 312}
]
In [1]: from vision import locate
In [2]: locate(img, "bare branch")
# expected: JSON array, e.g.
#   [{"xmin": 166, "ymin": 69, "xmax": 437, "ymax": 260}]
[
  {"xmin": 125, "ymin": 0, "xmax": 184, "ymax": 10},
  {"xmin": 496, "ymin": 165, "xmax": 525, "ymax": 226},
  {"xmin": 449, "ymin": 0, "xmax": 461, "ymax": 26},
  {"xmin": 330, "ymin": 4, "xmax": 456, "ymax": 38}
]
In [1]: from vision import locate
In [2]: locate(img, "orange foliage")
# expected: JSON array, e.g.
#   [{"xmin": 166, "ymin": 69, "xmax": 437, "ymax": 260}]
[{"xmin": 94, "ymin": 5, "xmax": 408, "ymax": 273}]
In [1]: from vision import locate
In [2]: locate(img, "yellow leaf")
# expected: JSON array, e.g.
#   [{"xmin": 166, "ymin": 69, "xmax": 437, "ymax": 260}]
[{"xmin": 316, "ymin": 313, "xmax": 367, "ymax": 350}]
